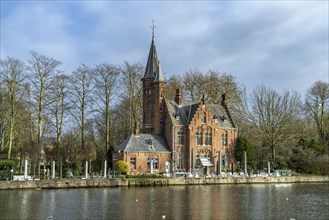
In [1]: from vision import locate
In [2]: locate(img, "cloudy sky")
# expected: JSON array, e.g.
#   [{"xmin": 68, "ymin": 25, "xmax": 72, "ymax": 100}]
[{"xmin": 1, "ymin": 1, "xmax": 328, "ymax": 96}]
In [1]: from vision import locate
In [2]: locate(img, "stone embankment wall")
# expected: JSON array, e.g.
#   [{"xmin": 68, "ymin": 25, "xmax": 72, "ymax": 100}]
[{"xmin": 1, "ymin": 175, "xmax": 328, "ymax": 190}]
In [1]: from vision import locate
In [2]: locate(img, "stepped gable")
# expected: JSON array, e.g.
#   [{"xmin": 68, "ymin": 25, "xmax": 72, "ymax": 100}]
[
  {"xmin": 115, "ymin": 133, "xmax": 170, "ymax": 153},
  {"xmin": 184, "ymin": 102, "xmax": 201, "ymax": 125},
  {"xmin": 165, "ymin": 96, "xmax": 235, "ymax": 129},
  {"xmin": 165, "ymin": 100, "xmax": 187, "ymax": 126},
  {"xmin": 165, "ymin": 100, "xmax": 201, "ymax": 126}
]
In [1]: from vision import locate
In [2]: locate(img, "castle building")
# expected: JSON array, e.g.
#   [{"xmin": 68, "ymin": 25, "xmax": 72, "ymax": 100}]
[{"xmin": 113, "ymin": 32, "xmax": 237, "ymax": 176}]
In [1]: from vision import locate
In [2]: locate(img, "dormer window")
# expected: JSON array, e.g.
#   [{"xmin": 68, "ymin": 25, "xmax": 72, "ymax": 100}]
[{"xmin": 146, "ymin": 139, "xmax": 155, "ymax": 151}]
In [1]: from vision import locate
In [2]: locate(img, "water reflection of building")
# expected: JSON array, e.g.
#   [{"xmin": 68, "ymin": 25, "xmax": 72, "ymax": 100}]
[{"xmin": 113, "ymin": 28, "xmax": 237, "ymax": 175}]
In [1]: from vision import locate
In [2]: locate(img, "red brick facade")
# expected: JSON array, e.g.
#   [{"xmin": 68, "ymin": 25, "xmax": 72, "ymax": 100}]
[{"xmin": 113, "ymin": 36, "xmax": 237, "ymax": 176}]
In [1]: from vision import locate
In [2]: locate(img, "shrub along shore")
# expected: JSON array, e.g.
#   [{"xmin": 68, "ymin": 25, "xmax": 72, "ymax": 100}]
[{"xmin": 0, "ymin": 175, "xmax": 328, "ymax": 190}]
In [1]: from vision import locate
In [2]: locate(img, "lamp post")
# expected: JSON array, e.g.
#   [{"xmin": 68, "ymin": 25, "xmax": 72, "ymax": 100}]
[{"xmin": 10, "ymin": 169, "xmax": 13, "ymax": 181}]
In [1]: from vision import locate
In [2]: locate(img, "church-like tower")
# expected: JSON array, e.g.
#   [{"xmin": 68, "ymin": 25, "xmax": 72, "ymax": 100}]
[{"xmin": 141, "ymin": 30, "xmax": 166, "ymax": 134}]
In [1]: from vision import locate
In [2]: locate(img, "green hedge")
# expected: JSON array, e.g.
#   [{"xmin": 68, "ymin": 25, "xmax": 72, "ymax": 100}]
[{"xmin": 0, "ymin": 159, "xmax": 17, "ymax": 170}]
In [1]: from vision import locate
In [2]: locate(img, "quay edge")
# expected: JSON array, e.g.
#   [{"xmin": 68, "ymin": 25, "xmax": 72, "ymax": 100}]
[{"xmin": 1, "ymin": 175, "xmax": 329, "ymax": 190}]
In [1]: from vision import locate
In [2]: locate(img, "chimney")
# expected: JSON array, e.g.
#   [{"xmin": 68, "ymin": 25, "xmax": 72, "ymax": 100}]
[
  {"xmin": 221, "ymin": 93, "xmax": 227, "ymax": 106},
  {"xmin": 175, "ymin": 88, "xmax": 182, "ymax": 105},
  {"xmin": 201, "ymin": 94, "xmax": 205, "ymax": 105},
  {"xmin": 134, "ymin": 121, "xmax": 140, "ymax": 136}
]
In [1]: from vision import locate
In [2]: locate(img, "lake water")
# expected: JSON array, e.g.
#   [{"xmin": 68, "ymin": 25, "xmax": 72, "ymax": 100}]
[{"xmin": 1, "ymin": 183, "xmax": 328, "ymax": 220}]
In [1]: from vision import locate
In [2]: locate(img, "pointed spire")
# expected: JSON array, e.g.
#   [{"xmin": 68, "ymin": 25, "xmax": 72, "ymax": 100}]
[
  {"xmin": 143, "ymin": 21, "xmax": 159, "ymax": 80},
  {"xmin": 155, "ymin": 61, "xmax": 165, "ymax": 82}
]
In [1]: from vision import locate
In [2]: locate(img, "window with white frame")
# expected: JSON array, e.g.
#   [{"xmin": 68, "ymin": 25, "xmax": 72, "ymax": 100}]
[
  {"xmin": 205, "ymin": 131, "xmax": 212, "ymax": 146},
  {"xmin": 147, "ymin": 158, "xmax": 159, "ymax": 170},
  {"xmin": 196, "ymin": 131, "xmax": 203, "ymax": 146},
  {"xmin": 130, "ymin": 157, "xmax": 136, "ymax": 170},
  {"xmin": 177, "ymin": 131, "xmax": 184, "ymax": 145},
  {"xmin": 178, "ymin": 152, "xmax": 184, "ymax": 169}
]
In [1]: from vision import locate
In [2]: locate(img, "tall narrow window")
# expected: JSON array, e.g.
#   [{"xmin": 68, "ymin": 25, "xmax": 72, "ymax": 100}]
[
  {"xmin": 205, "ymin": 131, "xmax": 212, "ymax": 146},
  {"xmin": 196, "ymin": 131, "xmax": 203, "ymax": 146},
  {"xmin": 221, "ymin": 132, "xmax": 228, "ymax": 147},
  {"xmin": 148, "ymin": 101, "xmax": 153, "ymax": 110},
  {"xmin": 130, "ymin": 157, "xmax": 136, "ymax": 170},
  {"xmin": 202, "ymin": 113, "xmax": 206, "ymax": 124},
  {"xmin": 177, "ymin": 131, "xmax": 184, "ymax": 145},
  {"xmin": 178, "ymin": 152, "xmax": 184, "ymax": 169}
]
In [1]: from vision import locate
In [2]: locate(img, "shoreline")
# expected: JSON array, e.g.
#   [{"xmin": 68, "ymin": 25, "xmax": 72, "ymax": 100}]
[{"xmin": 1, "ymin": 175, "xmax": 328, "ymax": 190}]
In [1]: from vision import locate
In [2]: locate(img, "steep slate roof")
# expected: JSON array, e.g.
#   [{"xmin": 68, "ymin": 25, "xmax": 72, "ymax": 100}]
[
  {"xmin": 143, "ymin": 37, "xmax": 158, "ymax": 79},
  {"xmin": 143, "ymin": 37, "xmax": 165, "ymax": 82},
  {"xmin": 154, "ymin": 62, "xmax": 165, "ymax": 82},
  {"xmin": 207, "ymin": 104, "xmax": 235, "ymax": 128},
  {"xmin": 165, "ymin": 99, "xmax": 235, "ymax": 129},
  {"xmin": 115, "ymin": 133, "xmax": 171, "ymax": 153},
  {"xmin": 166, "ymin": 100, "xmax": 198, "ymax": 126}
]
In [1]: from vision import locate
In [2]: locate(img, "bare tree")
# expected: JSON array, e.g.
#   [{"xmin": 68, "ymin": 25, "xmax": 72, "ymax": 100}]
[
  {"xmin": 48, "ymin": 73, "xmax": 70, "ymax": 148},
  {"xmin": 207, "ymin": 71, "xmax": 245, "ymax": 105},
  {"xmin": 164, "ymin": 75, "xmax": 184, "ymax": 100},
  {"xmin": 27, "ymin": 51, "xmax": 61, "ymax": 145},
  {"xmin": 121, "ymin": 62, "xmax": 143, "ymax": 133},
  {"xmin": 183, "ymin": 69, "xmax": 206, "ymax": 102},
  {"xmin": 0, "ymin": 84, "xmax": 7, "ymax": 152},
  {"xmin": 0, "ymin": 57, "xmax": 26, "ymax": 159},
  {"xmin": 94, "ymin": 63, "xmax": 120, "ymax": 158},
  {"xmin": 175, "ymin": 70, "xmax": 245, "ymax": 105},
  {"xmin": 305, "ymin": 81, "xmax": 329, "ymax": 152},
  {"xmin": 243, "ymin": 85, "xmax": 301, "ymax": 162},
  {"xmin": 70, "ymin": 64, "xmax": 94, "ymax": 150}
]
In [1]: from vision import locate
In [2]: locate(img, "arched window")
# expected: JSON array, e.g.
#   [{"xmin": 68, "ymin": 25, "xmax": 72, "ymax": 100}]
[
  {"xmin": 196, "ymin": 131, "xmax": 203, "ymax": 146},
  {"xmin": 221, "ymin": 132, "xmax": 228, "ymax": 147},
  {"xmin": 205, "ymin": 131, "xmax": 212, "ymax": 146}
]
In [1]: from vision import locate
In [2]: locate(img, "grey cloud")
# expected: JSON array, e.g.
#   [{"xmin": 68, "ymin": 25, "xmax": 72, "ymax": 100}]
[{"xmin": 1, "ymin": 1, "xmax": 327, "ymax": 96}]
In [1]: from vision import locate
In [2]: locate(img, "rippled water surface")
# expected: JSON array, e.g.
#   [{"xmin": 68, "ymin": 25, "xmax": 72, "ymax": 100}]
[{"xmin": 1, "ymin": 183, "xmax": 328, "ymax": 219}]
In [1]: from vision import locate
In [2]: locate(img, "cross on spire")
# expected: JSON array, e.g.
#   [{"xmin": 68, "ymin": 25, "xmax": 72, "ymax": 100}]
[{"xmin": 150, "ymin": 19, "xmax": 157, "ymax": 39}]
